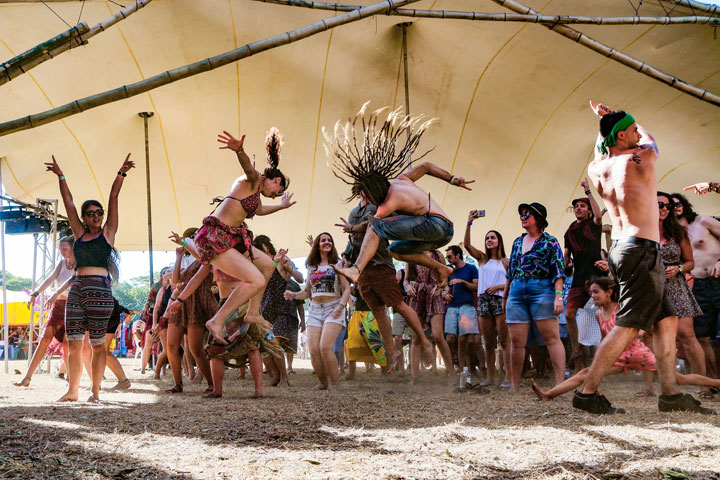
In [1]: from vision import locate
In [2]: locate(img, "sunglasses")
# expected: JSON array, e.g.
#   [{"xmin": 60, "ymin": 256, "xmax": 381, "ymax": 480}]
[
  {"xmin": 85, "ymin": 209, "xmax": 105, "ymax": 218},
  {"xmin": 657, "ymin": 202, "xmax": 674, "ymax": 210},
  {"xmin": 520, "ymin": 212, "xmax": 531, "ymax": 220}
]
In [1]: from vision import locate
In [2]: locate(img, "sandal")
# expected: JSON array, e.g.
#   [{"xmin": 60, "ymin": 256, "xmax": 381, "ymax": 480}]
[
  {"xmin": 635, "ymin": 390, "xmax": 656, "ymax": 398},
  {"xmin": 13, "ymin": 377, "xmax": 31, "ymax": 387}
]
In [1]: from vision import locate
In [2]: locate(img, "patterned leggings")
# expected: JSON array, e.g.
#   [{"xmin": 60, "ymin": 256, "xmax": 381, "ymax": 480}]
[{"xmin": 65, "ymin": 276, "xmax": 114, "ymax": 345}]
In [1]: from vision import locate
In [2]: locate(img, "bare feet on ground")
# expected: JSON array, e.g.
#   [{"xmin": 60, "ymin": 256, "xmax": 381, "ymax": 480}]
[
  {"xmin": 332, "ymin": 264, "xmax": 360, "ymax": 284},
  {"xmin": 14, "ymin": 377, "xmax": 31, "ymax": 387},
  {"xmin": 275, "ymin": 379, "xmax": 289, "ymax": 388},
  {"xmin": 110, "ymin": 378, "xmax": 131, "ymax": 390},
  {"xmin": 421, "ymin": 341, "xmax": 434, "ymax": 369},
  {"xmin": 57, "ymin": 392, "xmax": 78, "ymax": 402},
  {"xmin": 313, "ymin": 384, "xmax": 328, "ymax": 390},
  {"xmin": 87, "ymin": 394, "xmax": 100, "ymax": 403}
]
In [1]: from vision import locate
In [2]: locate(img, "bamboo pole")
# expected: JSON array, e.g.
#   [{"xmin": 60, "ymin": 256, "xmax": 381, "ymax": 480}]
[
  {"xmin": 252, "ymin": 0, "xmax": 720, "ymax": 25},
  {"xmin": 0, "ymin": 0, "xmax": 153, "ymax": 87},
  {"xmin": 0, "ymin": 0, "xmax": 419, "ymax": 137},
  {"xmin": 670, "ymin": 0, "xmax": 719, "ymax": 15},
  {"xmin": 491, "ymin": 0, "xmax": 720, "ymax": 107}
]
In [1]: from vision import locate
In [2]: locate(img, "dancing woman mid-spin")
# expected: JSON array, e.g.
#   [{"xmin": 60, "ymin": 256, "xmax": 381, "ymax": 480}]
[{"xmin": 45, "ymin": 153, "xmax": 134, "ymax": 402}]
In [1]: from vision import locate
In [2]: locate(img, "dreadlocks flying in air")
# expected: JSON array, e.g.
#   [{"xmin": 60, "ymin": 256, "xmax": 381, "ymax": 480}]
[{"xmin": 324, "ymin": 102, "xmax": 475, "ymax": 287}]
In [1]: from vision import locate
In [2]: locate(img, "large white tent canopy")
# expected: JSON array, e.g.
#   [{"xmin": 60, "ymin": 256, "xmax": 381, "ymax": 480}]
[{"xmin": 1, "ymin": 0, "xmax": 719, "ymax": 256}]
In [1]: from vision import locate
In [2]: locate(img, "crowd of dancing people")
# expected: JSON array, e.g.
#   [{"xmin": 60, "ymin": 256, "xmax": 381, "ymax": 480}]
[{"xmin": 12, "ymin": 101, "xmax": 720, "ymax": 415}]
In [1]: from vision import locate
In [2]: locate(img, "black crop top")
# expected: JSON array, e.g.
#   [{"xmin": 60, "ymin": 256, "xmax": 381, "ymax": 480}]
[{"xmin": 73, "ymin": 233, "xmax": 113, "ymax": 270}]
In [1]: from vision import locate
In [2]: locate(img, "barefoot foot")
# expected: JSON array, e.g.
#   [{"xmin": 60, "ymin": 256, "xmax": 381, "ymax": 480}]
[
  {"xmin": 110, "ymin": 378, "xmax": 131, "ymax": 390},
  {"xmin": 87, "ymin": 394, "xmax": 100, "ymax": 403},
  {"xmin": 13, "ymin": 377, "xmax": 31, "ymax": 387},
  {"xmin": 385, "ymin": 350, "xmax": 403, "ymax": 376},
  {"xmin": 165, "ymin": 384, "xmax": 183, "ymax": 394},
  {"xmin": 332, "ymin": 264, "xmax": 360, "ymax": 284},
  {"xmin": 57, "ymin": 392, "xmax": 78, "ymax": 402},
  {"xmin": 530, "ymin": 379, "xmax": 552, "ymax": 401},
  {"xmin": 203, "ymin": 391, "xmax": 222, "ymax": 399},
  {"xmin": 244, "ymin": 313, "xmax": 273, "ymax": 331},
  {"xmin": 205, "ymin": 319, "xmax": 227, "ymax": 344}
]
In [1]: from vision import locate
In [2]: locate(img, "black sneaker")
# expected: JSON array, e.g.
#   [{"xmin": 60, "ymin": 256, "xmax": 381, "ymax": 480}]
[
  {"xmin": 658, "ymin": 393, "xmax": 716, "ymax": 415},
  {"xmin": 572, "ymin": 391, "xmax": 626, "ymax": 414}
]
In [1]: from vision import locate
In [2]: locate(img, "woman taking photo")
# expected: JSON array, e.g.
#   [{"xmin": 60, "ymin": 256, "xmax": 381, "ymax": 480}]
[
  {"xmin": 503, "ymin": 202, "xmax": 566, "ymax": 392},
  {"xmin": 45, "ymin": 153, "xmax": 134, "ymax": 402},
  {"xmin": 285, "ymin": 233, "xmax": 350, "ymax": 390},
  {"xmin": 464, "ymin": 211, "xmax": 511, "ymax": 388},
  {"xmin": 14, "ymin": 236, "xmax": 76, "ymax": 387}
]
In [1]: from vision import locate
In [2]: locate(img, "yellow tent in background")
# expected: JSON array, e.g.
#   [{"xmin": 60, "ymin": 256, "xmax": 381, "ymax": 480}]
[{"xmin": 0, "ymin": 290, "xmax": 34, "ymax": 326}]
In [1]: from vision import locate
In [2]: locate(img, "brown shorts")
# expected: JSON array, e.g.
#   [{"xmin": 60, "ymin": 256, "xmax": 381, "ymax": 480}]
[
  {"xmin": 358, "ymin": 264, "xmax": 404, "ymax": 311},
  {"xmin": 609, "ymin": 239, "xmax": 676, "ymax": 332},
  {"xmin": 566, "ymin": 286, "xmax": 591, "ymax": 312}
]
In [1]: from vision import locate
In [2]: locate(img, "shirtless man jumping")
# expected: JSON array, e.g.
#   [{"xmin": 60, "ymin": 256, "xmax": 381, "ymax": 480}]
[
  {"xmin": 324, "ymin": 104, "xmax": 473, "ymax": 289},
  {"xmin": 572, "ymin": 101, "xmax": 713, "ymax": 414}
]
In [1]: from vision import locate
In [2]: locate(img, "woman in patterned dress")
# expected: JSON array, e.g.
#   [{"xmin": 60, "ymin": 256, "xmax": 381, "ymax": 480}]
[{"xmin": 657, "ymin": 192, "xmax": 709, "ymax": 398}]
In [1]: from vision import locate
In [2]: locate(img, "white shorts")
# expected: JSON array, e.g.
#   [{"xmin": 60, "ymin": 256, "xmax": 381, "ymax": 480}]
[{"xmin": 307, "ymin": 299, "xmax": 346, "ymax": 328}]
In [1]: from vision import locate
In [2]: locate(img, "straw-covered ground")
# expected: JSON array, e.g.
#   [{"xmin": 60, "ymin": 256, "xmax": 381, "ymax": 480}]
[{"xmin": 1, "ymin": 358, "xmax": 719, "ymax": 479}]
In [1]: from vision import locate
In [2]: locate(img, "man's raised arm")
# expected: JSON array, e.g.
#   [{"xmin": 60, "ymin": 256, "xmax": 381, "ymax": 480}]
[{"xmin": 403, "ymin": 162, "xmax": 474, "ymax": 190}]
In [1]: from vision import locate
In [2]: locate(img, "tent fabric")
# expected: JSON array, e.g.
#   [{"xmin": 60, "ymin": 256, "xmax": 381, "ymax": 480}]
[{"xmin": 0, "ymin": 0, "xmax": 718, "ymax": 257}]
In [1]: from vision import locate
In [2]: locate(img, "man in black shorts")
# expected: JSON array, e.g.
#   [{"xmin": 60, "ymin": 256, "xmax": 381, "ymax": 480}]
[{"xmin": 575, "ymin": 101, "xmax": 713, "ymax": 414}]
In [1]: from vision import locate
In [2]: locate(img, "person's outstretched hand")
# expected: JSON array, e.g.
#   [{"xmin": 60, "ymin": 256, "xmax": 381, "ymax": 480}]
[{"xmin": 217, "ymin": 131, "xmax": 245, "ymax": 152}]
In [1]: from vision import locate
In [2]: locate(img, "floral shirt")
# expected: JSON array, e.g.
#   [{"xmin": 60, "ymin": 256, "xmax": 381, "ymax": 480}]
[{"xmin": 507, "ymin": 232, "xmax": 566, "ymax": 282}]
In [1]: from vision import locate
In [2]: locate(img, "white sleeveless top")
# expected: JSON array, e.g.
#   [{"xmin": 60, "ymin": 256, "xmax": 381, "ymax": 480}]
[
  {"xmin": 55, "ymin": 259, "xmax": 76, "ymax": 299},
  {"xmin": 477, "ymin": 258, "xmax": 507, "ymax": 297}
]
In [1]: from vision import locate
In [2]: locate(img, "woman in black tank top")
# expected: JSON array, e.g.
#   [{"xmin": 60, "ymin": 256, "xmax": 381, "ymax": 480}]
[{"xmin": 45, "ymin": 153, "xmax": 134, "ymax": 403}]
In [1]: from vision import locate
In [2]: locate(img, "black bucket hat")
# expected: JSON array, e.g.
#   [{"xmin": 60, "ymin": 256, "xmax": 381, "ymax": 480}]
[{"xmin": 518, "ymin": 202, "xmax": 548, "ymax": 228}]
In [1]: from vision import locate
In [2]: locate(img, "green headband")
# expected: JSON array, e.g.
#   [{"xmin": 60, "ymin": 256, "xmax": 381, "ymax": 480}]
[{"xmin": 597, "ymin": 113, "xmax": 635, "ymax": 155}]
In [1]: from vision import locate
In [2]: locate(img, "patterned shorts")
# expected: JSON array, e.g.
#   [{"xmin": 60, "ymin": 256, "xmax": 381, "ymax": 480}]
[
  {"xmin": 194, "ymin": 216, "xmax": 253, "ymax": 264},
  {"xmin": 476, "ymin": 293, "xmax": 504, "ymax": 317},
  {"xmin": 65, "ymin": 276, "xmax": 114, "ymax": 345}
]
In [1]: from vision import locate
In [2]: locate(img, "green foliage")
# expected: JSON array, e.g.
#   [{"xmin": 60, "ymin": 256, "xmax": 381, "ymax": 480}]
[
  {"xmin": 1, "ymin": 272, "xmax": 32, "ymax": 291},
  {"xmin": 112, "ymin": 273, "xmax": 159, "ymax": 311}
]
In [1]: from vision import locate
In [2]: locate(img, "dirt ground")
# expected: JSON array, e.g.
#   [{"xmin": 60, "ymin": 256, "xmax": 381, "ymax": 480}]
[{"xmin": 1, "ymin": 357, "xmax": 720, "ymax": 480}]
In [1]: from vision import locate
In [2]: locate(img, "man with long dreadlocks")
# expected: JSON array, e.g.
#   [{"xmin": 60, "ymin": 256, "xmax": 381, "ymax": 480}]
[
  {"xmin": 326, "ymin": 103, "xmax": 473, "ymax": 287},
  {"xmin": 324, "ymin": 104, "xmax": 474, "ymax": 369}
]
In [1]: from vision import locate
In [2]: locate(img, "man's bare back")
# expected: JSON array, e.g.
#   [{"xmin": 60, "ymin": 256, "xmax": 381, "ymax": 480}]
[
  {"xmin": 587, "ymin": 105, "xmax": 659, "ymax": 242},
  {"xmin": 377, "ymin": 175, "xmax": 449, "ymax": 219}
]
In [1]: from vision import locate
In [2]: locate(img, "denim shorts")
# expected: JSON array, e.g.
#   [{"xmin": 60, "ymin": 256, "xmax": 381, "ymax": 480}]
[
  {"xmin": 370, "ymin": 214, "xmax": 454, "ymax": 255},
  {"xmin": 444, "ymin": 304, "xmax": 479, "ymax": 336},
  {"xmin": 505, "ymin": 278, "xmax": 556, "ymax": 324}
]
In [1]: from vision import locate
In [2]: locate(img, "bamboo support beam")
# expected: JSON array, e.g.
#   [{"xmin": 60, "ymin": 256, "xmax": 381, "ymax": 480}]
[
  {"xmin": 491, "ymin": 0, "xmax": 720, "ymax": 107},
  {"xmin": 0, "ymin": 0, "xmax": 153, "ymax": 87},
  {"xmin": 670, "ymin": 0, "xmax": 719, "ymax": 15},
  {"xmin": 0, "ymin": 0, "xmax": 419, "ymax": 137},
  {"xmin": 252, "ymin": 0, "xmax": 720, "ymax": 25}
]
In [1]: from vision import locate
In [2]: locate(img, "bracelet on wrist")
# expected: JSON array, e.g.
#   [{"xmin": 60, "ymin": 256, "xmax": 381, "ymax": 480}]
[
  {"xmin": 170, "ymin": 297, "xmax": 177, "ymax": 301},
  {"xmin": 584, "ymin": 190, "xmax": 591, "ymax": 195},
  {"xmin": 59, "ymin": 175, "xmax": 66, "ymax": 181},
  {"xmin": 554, "ymin": 290, "xmax": 563, "ymax": 295},
  {"xmin": 117, "ymin": 171, "xmax": 127, "ymax": 177},
  {"xmin": 678, "ymin": 265, "xmax": 684, "ymax": 274},
  {"xmin": 292, "ymin": 293, "xmax": 297, "ymax": 300},
  {"xmin": 181, "ymin": 239, "xmax": 187, "ymax": 246},
  {"xmin": 449, "ymin": 175, "xmax": 455, "ymax": 184},
  {"xmin": 467, "ymin": 221, "xmax": 473, "ymax": 226}
]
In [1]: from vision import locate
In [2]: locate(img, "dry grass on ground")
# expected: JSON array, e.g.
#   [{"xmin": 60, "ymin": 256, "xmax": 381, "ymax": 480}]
[{"xmin": 1, "ymin": 358, "xmax": 720, "ymax": 479}]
